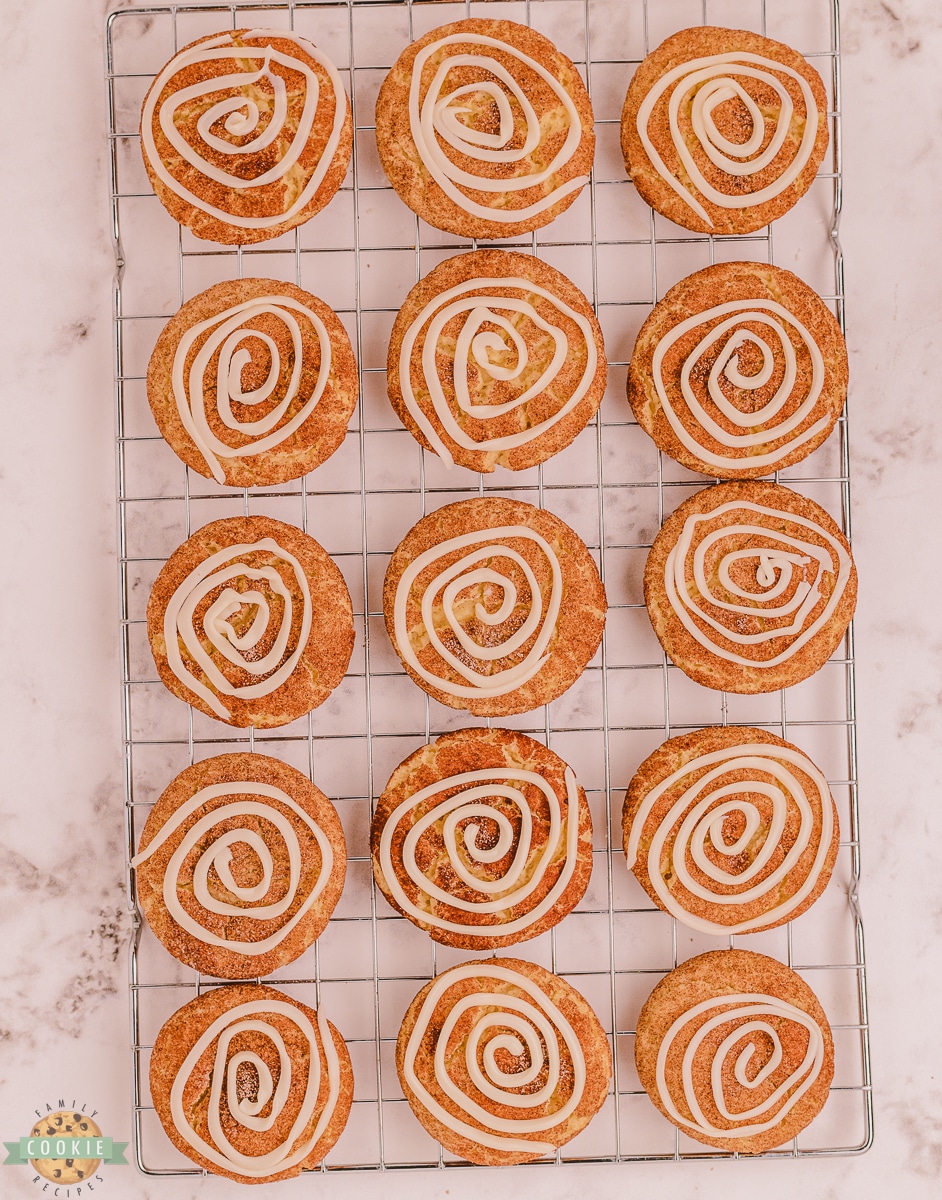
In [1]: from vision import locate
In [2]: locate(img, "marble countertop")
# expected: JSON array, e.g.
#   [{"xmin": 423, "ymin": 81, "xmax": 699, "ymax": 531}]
[{"xmin": 2, "ymin": 0, "xmax": 941, "ymax": 1196}]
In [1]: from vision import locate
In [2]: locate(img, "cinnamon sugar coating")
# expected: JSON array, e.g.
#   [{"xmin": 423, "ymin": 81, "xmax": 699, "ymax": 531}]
[
  {"xmin": 621, "ymin": 27, "xmax": 829, "ymax": 235},
  {"xmin": 147, "ymin": 279, "xmax": 358, "ymax": 487},
  {"xmin": 388, "ymin": 249, "xmax": 606, "ymax": 473},
  {"xmin": 635, "ymin": 950, "xmax": 834, "ymax": 1153},
  {"xmin": 150, "ymin": 983, "xmax": 353, "ymax": 1182},
  {"xmin": 147, "ymin": 516, "xmax": 354, "ymax": 727},
  {"xmin": 372, "ymin": 727, "xmax": 592, "ymax": 949},
  {"xmin": 383, "ymin": 497, "xmax": 607, "ymax": 716},
  {"xmin": 376, "ymin": 19, "xmax": 594, "ymax": 239},
  {"xmin": 136, "ymin": 753, "xmax": 346, "ymax": 979},
  {"xmin": 644, "ymin": 481, "xmax": 856, "ymax": 693},
  {"xmin": 396, "ymin": 957, "xmax": 611, "ymax": 1165},
  {"xmin": 140, "ymin": 30, "xmax": 352, "ymax": 245}
]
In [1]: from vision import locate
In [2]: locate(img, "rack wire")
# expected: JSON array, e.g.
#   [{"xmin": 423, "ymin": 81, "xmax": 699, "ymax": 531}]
[{"xmin": 106, "ymin": 0, "xmax": 872, "ymax": 1173}]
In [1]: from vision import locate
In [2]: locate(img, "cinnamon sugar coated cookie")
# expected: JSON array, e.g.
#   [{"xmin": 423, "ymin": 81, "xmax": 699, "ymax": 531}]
[
  {"xmin": 147, "ymin": 279, "xmax": 358, "ymax": 487},
  {"xmin": 372, "ymin": 728, "xmax": 592, "ymax": 949},
  {"xmin": 628, "ymin": 263, "xmax": 847, "ymax": 478},
  {"xmin": 133, "ymin": 753, "xmax": 346, "ymax": 979},
  {"xmin": 644, "ymin": 481, "xmax": 856, "ymax": 693},
  {"xmin": 140, "ymin": 29, "xmax": 352, "ymax": 244},
  {"xmin": 397, "ymin": 958, "xmax": 611, "ymax": 1165},
  {"xmin": 147, "ymin": 516, "xmax": 354, "ymax": 727},
  {"xmin": 150, "ymin": 984, "xmax": 353, "ymax": 1182},
  {"xmin": 383, "ymin": 498, "xmax": 607, "ymax": 717},
  {"xmin": 623, "ymin": 727, "xmax": 839, "ymax": 935},
  {"xmin": 622, "ymin": 27, "xmax": 829, "ymax": 234},
  {"xmin": 635, "ymin": 950, "xmax": 834, "ymax": 1152},
  {"xmin": 375, "ymin": 19, "xmax": 595, "ymax": 239},
  {"xmin": 388, "ymin": 250, "xmax": 606, "ymax": 472}
]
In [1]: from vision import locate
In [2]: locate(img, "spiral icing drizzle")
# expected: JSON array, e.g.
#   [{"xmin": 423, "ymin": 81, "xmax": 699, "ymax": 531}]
[
  {"xmin": 172, "ymin": 295, "xmax": 332, "ymax": 483},
  {"xmin": 636, "ymin": 52, "xmax": 820, "ymax": 227},
  {"xmin": 379, "ymin": 766, "xmax": 579, "ymax": 937},
  {"xmin": 393, "ymin": 525, "xmax": 562, "ymax": 700},
  {"xmin": 655, "ymin": 992, "xmax": 825, "ymax": 1139},
  {"xmin": 141, "ymin": 30, "xmax": 346, "ymax": 230},
  {"xmin": 131, "ymin": 781, "xmax": 333, "ymax": 954},
  {"xmin": 626, "ymin": 744, "xmax": 833, "ymax": 934},
  {"xmin": 169, "ymin": 999, "xmax": 340, "ymax": 1177},
  {"xmin": 664, "ymin": 500, "xmax": 851, "ymax": 668},
  {"xmin": 403, "ymin": 963, "xmax": 587, "ymax": 1154},
  {"xmin": 652, "ymin": 299, "xmax": 827, "ymax": 471},
  {"xmin": 163, "ymin": 537, "xmax": 311, "ymax": 719},
  {"xmin": 409, "ymin": 33, "xmax": 589, "ymax": 223},
  {"xmin": 399, "ymin": 277, "xmax": 597, "ymax": 467}
]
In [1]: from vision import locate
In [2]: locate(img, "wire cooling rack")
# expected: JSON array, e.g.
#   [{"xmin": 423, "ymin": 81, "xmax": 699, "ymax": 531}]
[{"xmin": 106, "ymin": 0, "xmax": 872, "ymax": 1173}]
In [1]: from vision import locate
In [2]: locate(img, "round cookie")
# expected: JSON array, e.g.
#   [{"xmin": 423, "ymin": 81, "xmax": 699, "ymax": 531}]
[
  {"xmin": 628, "ymin": 263, "xmax": 848, "ymax": 478},
  {"xmin": 644, "ymin": 481, "xmax": 856, "ymax": 693},
  {"xmin": 147, "ymin": 279, "xmax": 358, "ymax": 488},
  {"xmin": 375, "ymin": 19, "xmax": 595, "ymax": 239},
  {"xmin": 372, "ymin": 728, "xmax": 592, "ymax": 949},
  {"xmin": 621, "ymin": 27, "xmax": 829, "ymax": 235},
  {"xmin": 397, "ymin": 957, "xmax": 611, "ymax": 1165},
  {"xmin": 150, "ymin": 983, "xmax": 353, "ymax": 1183},
  {"xmin": 383, "ymin": 497, "xmax": 607, "ymax": 717},
  {"xmin": 140, "ymin": 29, "xmax": 352, "ymax": 244},
  {"xmin": 388, "ymin": 250, "xmax": 606, "ymax": 473},
  {"xmin": 623, "ymin": 727, "xmax": 839, "ymax": 935},
  {"xmin": 28, "ymin": 1112, "xmax": 102, "ymax": 1185},
  {"xmin": 147, "ymin": 516, "xmax": 354, "ymax": 727},
  {"xmin": 634, "ymin": 950, "xmax": 834, "ymax": 1153},
  {"xmin": 132, "ymin": 753, "xmax": 346, "ymax": 979}
]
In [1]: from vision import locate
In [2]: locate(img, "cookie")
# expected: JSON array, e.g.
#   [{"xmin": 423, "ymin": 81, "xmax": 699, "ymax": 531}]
[
  {"xmin": 628, "ymin": 263, "xmax": 847, "ymax": 478},
  {"xmin": 147, "ymin": 516, "xmax": 354, "ymax": 727},
  {"xmin": 150, "ymin": 983, "xmax": 353, "ymax": 1182},
  {"xmin": 372, "ymin": 728, "xmax": 591, "ymax": 949},
  {"xmin": 388, "ymin": 250, "xmax": 606, "ymax": 473},
  {"xmin": 383, "ymin": 497, "xmax": 607, "ymax": 716},
  {"xmin": 28, "ymin": 1113, "xmax": 102, "ymax": 1185},
  {"xmin": 132, "ymin": 753, "xmax": 346, "ymax": 979},
  {"xmin": 635, "ymin": 950, "xmax": 834, "ymax": 1153},
  {"xmin": 621, "ymin": 27, "xmax": 829, "ymax": 234},
  {"xmin": 140, "ymin": 29, "xmax": 352, "ymax": 244},
  {"xmin": 644, "ymin": 481, "xmax": 856, "ymax": 693},
  {"xmin": 375, "ymin": 19, "xmax": 595, "ymax": 239},
  {"xmin": 146, "ymin": 279, "xmax": 358, "ymax": 487},
  {"xmin": 397, "ymin": 958, "xmax": 610, "ymax": 1165},
  {"xmin": 623, "ymin": 727, "xmax": 839, "ymax": 935}
]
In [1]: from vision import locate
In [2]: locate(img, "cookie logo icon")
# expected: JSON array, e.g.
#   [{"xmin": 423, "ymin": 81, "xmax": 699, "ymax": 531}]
[
  {"xmin": 29, "ymin": 1112, "xmax": 102, "ymax": 1184},
  {"xmin": 3, "ymin": 1100, "xmax": 127, "ymax": 1190}
]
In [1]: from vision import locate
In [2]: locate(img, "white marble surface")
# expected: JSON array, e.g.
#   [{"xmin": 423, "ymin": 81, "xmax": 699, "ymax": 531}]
[{"xmin": 2, "ymin": 0, "xmax": 942, "ymax": 1196}]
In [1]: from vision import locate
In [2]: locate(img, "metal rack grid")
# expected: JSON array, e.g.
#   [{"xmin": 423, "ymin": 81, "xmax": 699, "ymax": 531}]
[{"xmin": 106, "ymin": 0, "xmax": 872, "ymax": 1173}]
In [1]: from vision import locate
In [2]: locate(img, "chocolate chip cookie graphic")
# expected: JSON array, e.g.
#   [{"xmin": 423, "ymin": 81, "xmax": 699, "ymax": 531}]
[{"xmin": 29, "ymin": 1112, "xmax": 102, "ymax": 1184}]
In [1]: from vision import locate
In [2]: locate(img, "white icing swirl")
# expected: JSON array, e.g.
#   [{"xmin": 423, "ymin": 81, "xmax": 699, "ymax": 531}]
[
  {"xmin": 168, "ymin": 998, "xmax": 341, "ymax": 1178},
  {"xmin": 172, "ymin": 294, "xmax": 333, "ymax": 484},
  {"xmin": 626, "ymin": 743, "xmax": 833, "ymax": 934},
  {"xmin": 131, "ymin": 781, "xmax": 334, "ymax": 955},
  {"xmin": 399, "ymin": 276, "xmax": 598, "ymax": 468},
  {"xmin": 636, "ymin": 51, "xmax": 820, "ymax": 228},
  {"xmin": 409, "ymin": 33, "xmax": 589, "ymax": 224},
  {"xmin": 163, "ymin": 537, "xmax": 311, "ymax": 720},
  {"xmin": 664, "ymin": 499, "xmax": 852, "ymax": 668},
  {"xmin": 379, "ymin": 766, "xmax": 579, "ymax": 937},
  {"xmin": 141, "ymin": 30, "xmax": 347, "ymax": 231},
  {"xmin": 651, "ymin": 299, "xmax": 828, "ymax": 471},
  {"xmin": 393, "ymin": 524, "xmax": 562, "ymax": 700},
  {"xmin": 402, "ymin": 962, "xmax": 588, "ymax": 1154},
  {"xmin": 655, "ymin": 992, "xmax": 826, "ymax": 1139}
]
